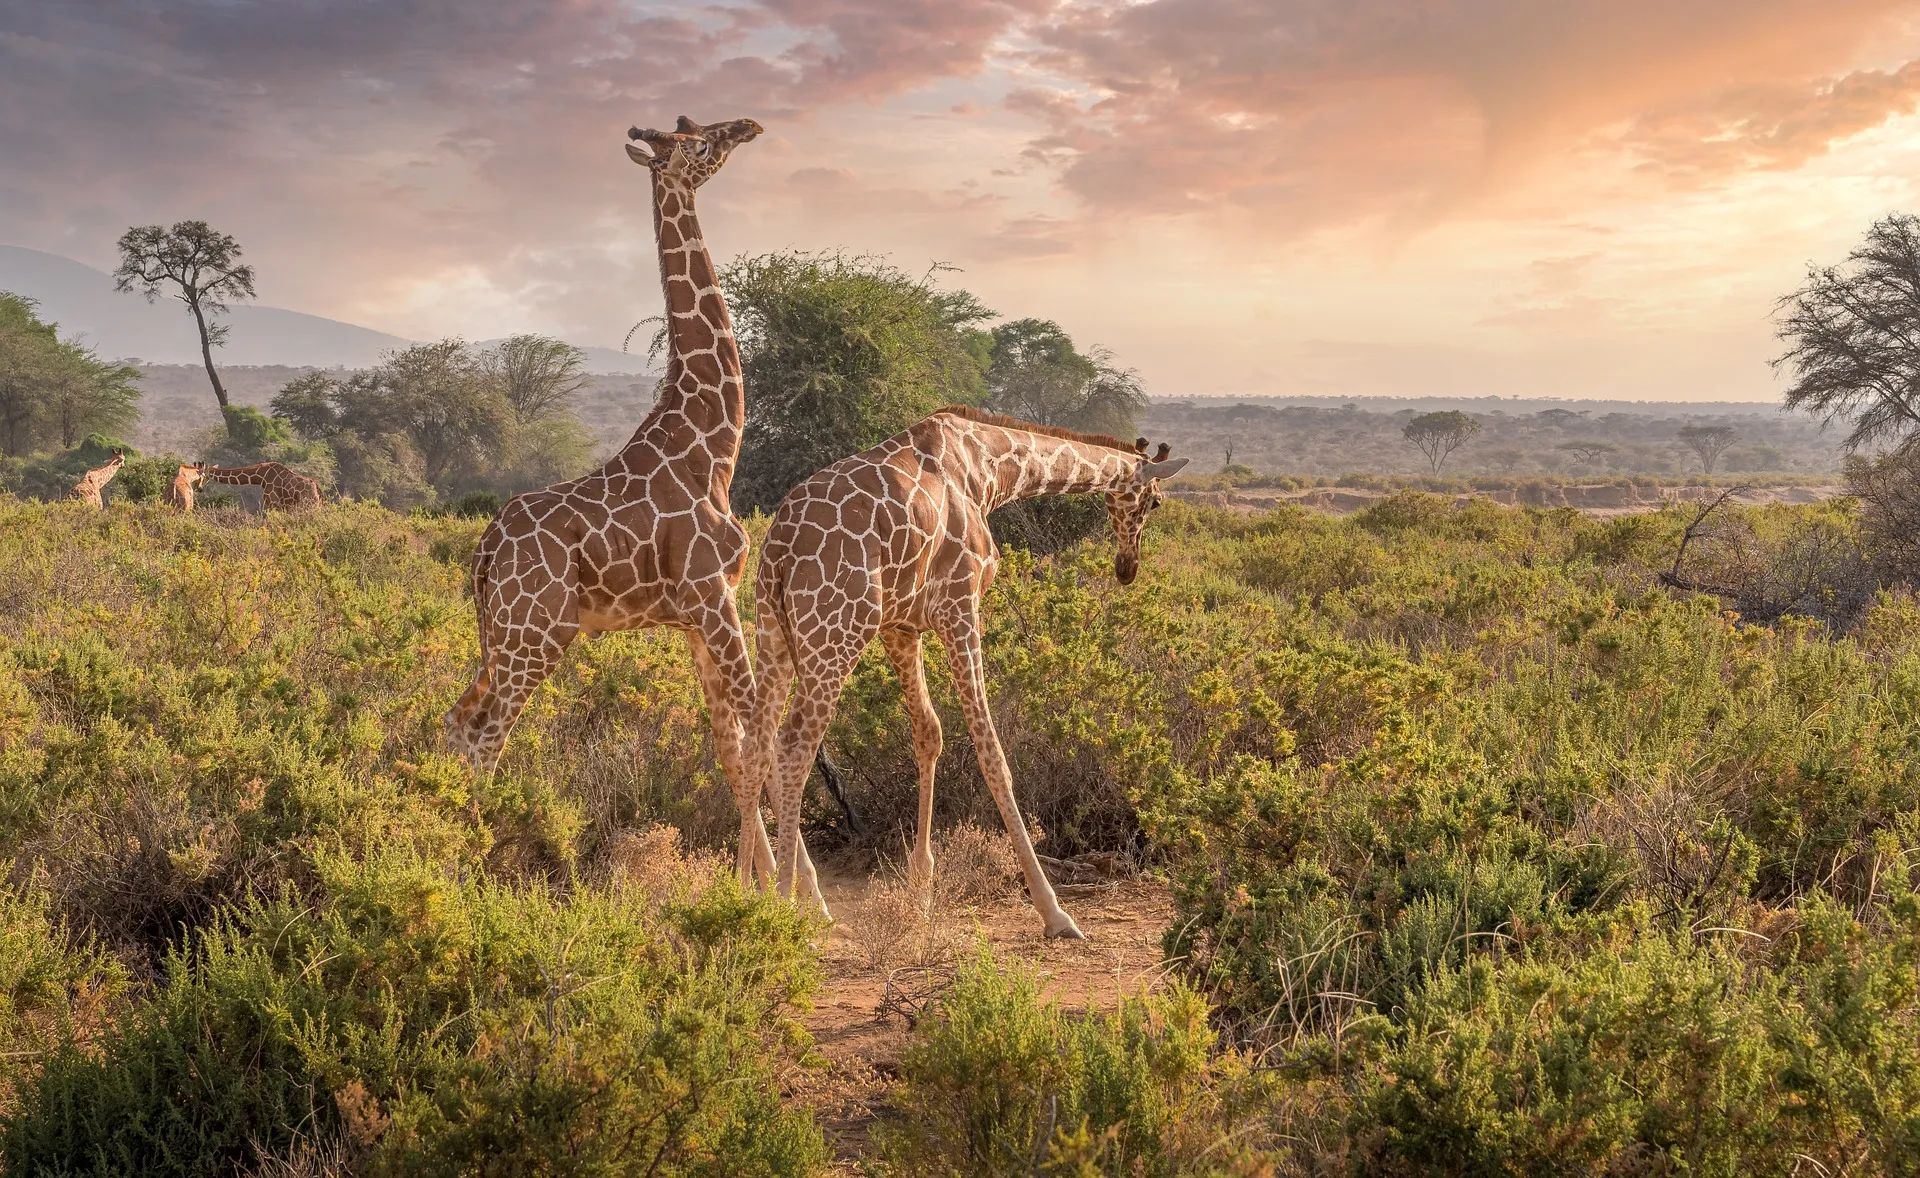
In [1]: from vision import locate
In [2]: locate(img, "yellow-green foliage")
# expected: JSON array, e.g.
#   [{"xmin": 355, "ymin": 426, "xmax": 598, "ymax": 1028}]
[
  {"xmin": 864, "ymin": 493, "xmax": 1920, "ymax": 1174},
  {"xmin": 877, "ymin": 945, "xmax": 1266, "ymax": 1178},
  {"xmin": 0, "ymin": 498, "xmax": 823, "ymax": 1173},
  {"xmin": 7, "ymin": 488, "xmax": 1920, "ymax": 1173},
  {"xmin": 4, "ymin": 852, "xmax": 822, "ymax": 1177}
]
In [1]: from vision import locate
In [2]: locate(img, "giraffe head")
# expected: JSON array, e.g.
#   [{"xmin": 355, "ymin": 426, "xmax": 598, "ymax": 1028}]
[
  {"xmin": 625, "ymin": 116, "xmax": 763, "ymax": 189},
  {"xmin": 1106, "ymin": 451, "xmax": 1188, "ymax": 585}
]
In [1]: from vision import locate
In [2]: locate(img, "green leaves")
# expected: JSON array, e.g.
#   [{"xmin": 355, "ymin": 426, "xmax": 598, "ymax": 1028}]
[
  {"xmin": 724, "ymin": 251, "xmax": 994, "ymax": 513},
  {"xmin": 0, "ymin": 292, "xmax": 141, "ymax": 459}
]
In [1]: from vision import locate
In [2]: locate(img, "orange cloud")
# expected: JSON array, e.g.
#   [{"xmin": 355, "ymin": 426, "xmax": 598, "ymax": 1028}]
[{"xmin": 1016, "ymin": 0, "xmax": 1920, "ymax": 220}]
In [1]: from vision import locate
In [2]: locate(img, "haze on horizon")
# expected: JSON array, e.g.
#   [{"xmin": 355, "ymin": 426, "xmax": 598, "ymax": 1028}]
[{"xmin": 7, "ymin": 1, "xmax": 1920, "ymax": 404}]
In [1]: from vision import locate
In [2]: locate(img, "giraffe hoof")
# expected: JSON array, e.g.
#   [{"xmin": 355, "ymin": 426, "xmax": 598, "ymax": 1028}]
[{"xmin": 1044, "ymin": 917, "xmax": 1085, "ymax": 941}]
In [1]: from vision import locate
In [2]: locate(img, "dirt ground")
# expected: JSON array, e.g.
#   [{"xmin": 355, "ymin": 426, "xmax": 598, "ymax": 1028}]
[{"xmin": 782, "ymin": 866, "xmax": 1176, "ymax": 1171}]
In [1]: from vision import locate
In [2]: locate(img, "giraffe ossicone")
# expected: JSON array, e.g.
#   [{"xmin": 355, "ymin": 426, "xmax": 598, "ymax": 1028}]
[
  {"xmin": 443, "ymin": 116, "xmax": 814, "ymax": 898},
  {"xmin": 748, "ymin": 407, "xmax": 1187, "ymax": 938}
]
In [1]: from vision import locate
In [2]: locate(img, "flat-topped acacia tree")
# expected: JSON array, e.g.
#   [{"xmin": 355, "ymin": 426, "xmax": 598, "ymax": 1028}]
[
  {"xmin": 113, "ymin": 220, "xmax": 256, "ymax": 422},
  {"xmin": 1403, "ymin": 409, "xmax": 1482, "ymax": 474}
]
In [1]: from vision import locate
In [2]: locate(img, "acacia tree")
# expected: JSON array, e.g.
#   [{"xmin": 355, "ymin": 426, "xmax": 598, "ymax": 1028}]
[
  {"xmin": 1775, "ymin": 213, "xmax": 1920, "ymax": 452},
  {"xmin": 113, "ymin": 220, "xmax": 256, "ymax": 417},
  {"xmin": 489, "ymin": 334, "xmax": 588, "ymax": 423},
  {"xmin": 983, "ymin": 318, "xmax": 1147, "ymax": 439},
  {"xmin": 1403, "ymin": 410, "xmax": 1481, "ymax": 473},
  {"xmin": 485, "ymin": 334, "xmax": 595, "ymax": 488},
  {"xmin": 273, "ymin": 337, "xmax": 586, "ymax": 504},
  {"xmin": 1557, "ymin": 440, "xmax": 1617, "ymax": 467},
  {"xmin": 1677, "ymin": 425, "xmax": 1737, "ymax": 474},
  {"xmin": 0, "ymin": 292, "xmax": 140, "ymax": 457},
  {"xmin": 720, "ymin": 251, "xmax": 993, "ymax": 514}
]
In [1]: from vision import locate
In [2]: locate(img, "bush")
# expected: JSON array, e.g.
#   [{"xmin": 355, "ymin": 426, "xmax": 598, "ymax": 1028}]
[
  {"xmin": 3, "ymin": 851, "xmax": 824, "ymax": 1177},
  {"xmin": 434, "ymin": 490, "xmax": 501, "ymax": 520},
  {"xmin": 877, "ymin": 945, "xmax": 1263, "ymax": 1177}
]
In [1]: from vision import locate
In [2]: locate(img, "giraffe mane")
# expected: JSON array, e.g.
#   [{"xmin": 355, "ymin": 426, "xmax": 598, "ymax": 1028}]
[{"xmin": 932, "ymin": 406, "xmax": 1134, "ymax": 454}]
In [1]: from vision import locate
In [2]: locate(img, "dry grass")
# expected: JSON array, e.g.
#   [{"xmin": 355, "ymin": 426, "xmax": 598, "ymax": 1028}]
[
  {"xmin": 601, "ymin": 824, "xmax": 729, "ymax": 908},
  {"xmin": 242, "ymin": 1132, "xmax": 361, "ymax": 1178},
  {"xmin": 841, "ymin": 823, "xmax": 1021, "ymax": 973}
]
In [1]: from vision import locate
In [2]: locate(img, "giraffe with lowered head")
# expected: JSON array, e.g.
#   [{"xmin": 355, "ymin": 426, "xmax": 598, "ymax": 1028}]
[
  {"xmin": 748, "ymin": 407, "xmax": 1188, "ymax": 936},
  {"xmin": 171, "ymin": 462, "xmax": 322, "ymax": 512},
  {"xmin": 444, "ymin": 116, "xmax": 787, "ymax": 884},
  {"xmin": 67, "ymin": 449, "xmax": 127, "ymax": 507}
]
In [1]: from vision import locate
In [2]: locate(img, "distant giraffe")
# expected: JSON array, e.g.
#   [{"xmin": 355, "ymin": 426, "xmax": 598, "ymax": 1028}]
[
  {"xmin": 748, "ymin": 407, "xmax": 1187, "ymax": 935},
  {"xmin": 66, "ymin": 450, "xmax": 126, "ymax": 508},
  {"xmin": 181, "ymin": 462, "xmax": 322, "ymax": 511},
  {"xmin": 443, "ymin": 116, "xmax": 789, "ymax": 886},
  {"xmin": 165, "ymin": 463, "xmax": 200, "ymax": 511}
]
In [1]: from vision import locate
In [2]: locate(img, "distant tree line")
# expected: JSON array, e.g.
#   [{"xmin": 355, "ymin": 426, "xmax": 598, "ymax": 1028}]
[
  {"xmin": 0, "ymin": 293, "xmax": 140, "ymax": 458},
  {"xmin": 272, "ymin": 335, "xmax": 597, "ymax": 510},
  {"xmin": 0, "ymin": 293, "xmax": 150, "ymax": 500},
  {"xmin": 9, "ymin": 225, "xmax": 1159, "ymax": 524}
]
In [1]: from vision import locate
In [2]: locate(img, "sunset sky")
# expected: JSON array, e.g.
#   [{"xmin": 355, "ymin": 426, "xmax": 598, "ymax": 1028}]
[{"xmin": 7, "ymin": 1, "xmax": 1920, "ymax": 401}]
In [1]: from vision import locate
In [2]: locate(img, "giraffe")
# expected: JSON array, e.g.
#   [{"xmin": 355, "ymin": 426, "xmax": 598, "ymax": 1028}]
[
  {"xmin": 443, "ymin": 115, "xmax": 791, "ymax": 886},
  {"xmin": 747, "ymin": 407, "xmax": 1188, "ymax": 937},
  {"xmin": 183, "ymin": 462, "xmax": 322, "ymax": 511},
  {"xmin": 66, "ymin": 450, "xmax": 126, "ymax": 507},
  {"xmin": 165, "ymin": 463, "xmax": 200, "ymax": 511}
]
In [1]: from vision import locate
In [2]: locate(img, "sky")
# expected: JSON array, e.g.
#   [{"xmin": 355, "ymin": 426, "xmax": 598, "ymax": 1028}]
[{"xmin": 7, "ymin": 1, "xmax": 1920, "ymax": 402}]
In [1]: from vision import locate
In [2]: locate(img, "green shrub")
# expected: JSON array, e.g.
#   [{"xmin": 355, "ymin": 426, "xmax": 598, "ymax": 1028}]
[
  {"xmin": 3, "ymin": 851, "xmax": 824, "ymax": 1177},
  {"xmin": 877, "ymin": 945, "xmax": 1261, "ymax": 1177},
  {"xmin": 0, "ymin": 879, "xmax": 124, "ymax": 1110}
]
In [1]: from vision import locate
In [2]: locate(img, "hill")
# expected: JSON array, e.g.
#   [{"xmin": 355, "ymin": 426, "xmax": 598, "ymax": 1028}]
[{"xmin": 0, "ymin": 246, "xmax": 653, "ymax": 375}]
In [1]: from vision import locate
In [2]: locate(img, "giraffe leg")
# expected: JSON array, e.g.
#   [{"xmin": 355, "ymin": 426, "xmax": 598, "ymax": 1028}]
[
  {"xmin": 445, "ymin": 521, "xmax": 580, "ymax": 775},
  {"xmin": 879, "ymin": 627, "xmax": 941, "ymax": 894},
  {"xmin": 452, "ymin": 622, "xmax": 577, "ymax": 776},
  {"xmin": 771, "ymin": 634, "xmax": 867, "ymax": 909},
  {"xmin": 684, "ymin": 611, "xmax": 783, "ymax": 891},
  {"xmin": 935, "ymin": 610, "xmax": 1082, "ymax": 940},
  {"xmin": 745, "ymin": 610, "xmax": 827, "ymax": 908}
]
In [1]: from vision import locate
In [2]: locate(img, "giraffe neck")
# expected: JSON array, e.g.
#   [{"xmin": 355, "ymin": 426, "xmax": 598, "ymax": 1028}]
[
  {"xmin": 202, "ymin": 466, "xmax": 264, "ymax": 486},
  {"xmin": 957, "ymin": 423, "xmax": 1140, "ymax": 513},
  {"xmin": 78, "ymin": 458, "xmax": 122, "ymax": 488},
  {"xmin": 617, "ymin": 171, "xmax": 743, "ymax": 498}
]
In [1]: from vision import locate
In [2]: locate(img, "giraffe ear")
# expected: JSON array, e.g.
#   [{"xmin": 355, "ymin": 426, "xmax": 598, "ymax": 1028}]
[{"xmin": 1138, "ymin": 457, "xmax": 1189, "ymax": 483}]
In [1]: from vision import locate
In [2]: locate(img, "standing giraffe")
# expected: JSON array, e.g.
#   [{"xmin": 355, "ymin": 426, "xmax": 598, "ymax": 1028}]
[
  {"xmin": 748, "ymin": 407, "xmax": 1187, "ymax": 936},
  {"xmin": 165, "ymin": 463, "xmax": 200, "ymax": 511},
  {"xmin": 175, "ymin": 462, "xmax": 321, "ymax": 511},
  {"xmin": 444, "ymin": 116, "xmax": 787, "ymax": 885},
  {"xmin": 66, "ymin": 450, "xmax": 127, "ymax": 507}
]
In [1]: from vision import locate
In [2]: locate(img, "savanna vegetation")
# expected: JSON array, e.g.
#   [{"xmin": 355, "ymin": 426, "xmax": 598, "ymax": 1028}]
[
  {"xmin": 6, "ymin": 477, "xmax": 1920, "ymax": 1174},
  {"xmin": 7, "ymin": 215, "xmax": 1920, "ymax": 1175}
]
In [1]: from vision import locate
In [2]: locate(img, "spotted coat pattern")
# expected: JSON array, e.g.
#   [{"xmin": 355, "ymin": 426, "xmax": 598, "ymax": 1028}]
[
  {"xmin": 748, "ymin": 408, "xmax": 1188, "ymax": 936},
  {"xmin": 67, "ymin": 451, "xmax": 126, "ymax": 508},
  {"xmin": 177, "ymin": 462, "xmax": 323, "ymax": 511},
  {"xmin": 442, "ymin": 117, "xmax": 787, "ymax": 885}
]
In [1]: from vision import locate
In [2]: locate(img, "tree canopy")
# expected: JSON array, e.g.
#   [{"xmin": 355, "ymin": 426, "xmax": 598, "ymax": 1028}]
[
  {"xmin": 720, "ymin": 252, "xmax": 994, "ymax": 514},
  {"xmin": 0, "ymin": 292, "xmax": 141, "ymax": 459},
  {"xmin": 1775, "ymin": 212, "xmax": 1920, "ymax": 452},
  {"xmin": 1556, "ymin": 440, "xmax": 1617, "ymax": 465},
  {"xmin": 273, "ymin": 336, "xmax": 595, "ymax": 507},
  {"xmin": 982, "ymin": 318, "xmax": 1148, "ymax": 439},
  {"xmin": 113, "ymin": 220, "xmax": 255, "ymax": 419},
  {"xmin": 1677, "ymin": 424, "xmax": 1738, "ymax": 474},
  {"xmin": 1403, "ymin": 410, "xmax": 1481, "ymax": 473}
]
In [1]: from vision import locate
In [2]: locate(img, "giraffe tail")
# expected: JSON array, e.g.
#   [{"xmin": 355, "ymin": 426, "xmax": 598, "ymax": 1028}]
[
  {"xmin": 456, "ymin": 537, "xmax": 501, "ymax": 719},
  {"xmin": 473, "ymin": 541, "xmax": 499, "ymax": 680}
]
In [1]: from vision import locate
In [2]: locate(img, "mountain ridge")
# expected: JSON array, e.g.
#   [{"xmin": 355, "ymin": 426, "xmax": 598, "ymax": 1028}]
[{"xmin": 0, "ymin": 245, "xmax": 651, "ymax": 374}]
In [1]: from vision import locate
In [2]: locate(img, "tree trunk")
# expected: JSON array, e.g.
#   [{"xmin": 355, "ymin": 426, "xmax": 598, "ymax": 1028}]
[{"xmin": 189, "ymin": 297, "xmax": 230, "ymax": 412}]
